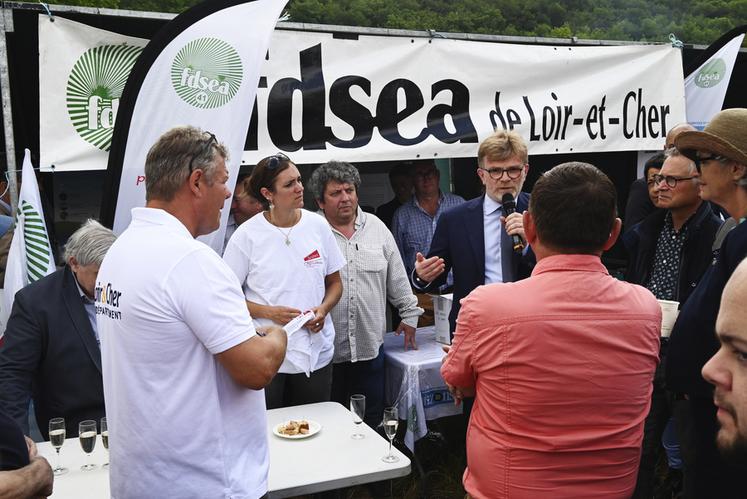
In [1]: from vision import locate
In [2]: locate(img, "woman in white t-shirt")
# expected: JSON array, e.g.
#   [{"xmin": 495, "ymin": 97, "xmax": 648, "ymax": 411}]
[{"xmin": 223, "ymin": 153, "xmax": 345, "ymax": 409}]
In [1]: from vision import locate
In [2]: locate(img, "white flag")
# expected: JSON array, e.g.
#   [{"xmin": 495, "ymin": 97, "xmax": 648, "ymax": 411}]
[
  {"xmin": 685, "ymin": 33, "xmax": 744, "ymax": 130},
  {"xmin": 1, "ymin": 149, "xmax": 56, "ymax": 331},
  {"xmin": 103, "ymin": 0, "xmax": 288, "ymax": 253}
]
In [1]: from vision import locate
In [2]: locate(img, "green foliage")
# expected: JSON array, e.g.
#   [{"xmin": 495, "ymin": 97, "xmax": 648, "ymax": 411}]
[
  {"xmin": 48, "ymin": 0, "xmax": 747, "ymax": 45},
  {"xmin": 284, "ymin": 0, "xmax": 747, "ymax": 45}
]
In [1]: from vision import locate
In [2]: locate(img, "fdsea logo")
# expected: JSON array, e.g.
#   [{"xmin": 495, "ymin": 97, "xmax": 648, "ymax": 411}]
[
  {"xmin": 171, "ymin": 38, "xmax": 243, "ymax": 109},
  {"xmin": 695, "ymin": 58, "xmax": 726, "ymax": 88},
  {"xmin": 66, "ymin": 44, "xmax": 143, "ymax": 151}
]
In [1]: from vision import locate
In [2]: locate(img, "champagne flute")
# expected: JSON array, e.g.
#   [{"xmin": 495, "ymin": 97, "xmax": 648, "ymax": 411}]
[
  {"xmin": 350, "ymin": 394, "xmax": 366, "ymax": 439},
  {"xmin": 48, "ymin": 418, "xmax": 68, "ymax": 476},
  {"xmin": 381, "ymin": 407, "xmax": 399, "ymax": 463},
  {"xmin": 100, "ymin": 417, "xmax": 109, "ymax": 468},
  {"xmin": 78, "ymin": 420, "xmax": 98, "ymax": 471}
]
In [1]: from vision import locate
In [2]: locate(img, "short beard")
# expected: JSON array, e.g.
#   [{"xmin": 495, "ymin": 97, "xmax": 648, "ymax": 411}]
[{"xmin": 717, "ymin": 430, "xmax": 747, "ymax": 466}]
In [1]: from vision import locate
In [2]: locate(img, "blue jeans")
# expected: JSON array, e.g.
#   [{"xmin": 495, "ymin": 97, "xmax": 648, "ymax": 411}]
[{"xmin": 331, "ymin": 346, "xmax": 385, "ymax": 429}]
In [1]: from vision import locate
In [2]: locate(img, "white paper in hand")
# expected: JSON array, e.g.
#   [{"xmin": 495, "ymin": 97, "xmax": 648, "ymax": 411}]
[{"xmin": 283, "ymin": 310, "xmax": 317, "ymax": 337}]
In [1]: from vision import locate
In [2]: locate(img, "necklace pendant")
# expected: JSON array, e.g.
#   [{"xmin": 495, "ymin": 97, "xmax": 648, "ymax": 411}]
[{"xmin": 285, "ymin": 238, "xmax": 291, "ymax": 245}]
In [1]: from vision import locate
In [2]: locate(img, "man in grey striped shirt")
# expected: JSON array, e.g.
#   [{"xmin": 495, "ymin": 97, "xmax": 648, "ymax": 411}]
[{"xmin": 309, "ymin": 161, "xmax": 423, "ymax": 427}]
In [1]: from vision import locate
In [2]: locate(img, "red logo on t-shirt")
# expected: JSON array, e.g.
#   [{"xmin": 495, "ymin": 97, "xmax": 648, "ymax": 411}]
[{"xmin": 304, "ymin": 250, "xmax": 321, "ymax": 262}]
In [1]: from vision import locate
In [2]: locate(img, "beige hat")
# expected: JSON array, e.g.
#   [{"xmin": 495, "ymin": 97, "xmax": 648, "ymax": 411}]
[{"xmin": 676, "ymin": 108, "xmax": 747, "ymax": 166}]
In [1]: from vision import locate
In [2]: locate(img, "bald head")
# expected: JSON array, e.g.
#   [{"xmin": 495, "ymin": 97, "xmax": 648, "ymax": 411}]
[
  {"xmin": 702, "ymin": 258, "xmax": 747, "ymax": 462},
  {"xmin": 665, "ymin": 123, "xmax": 697, "ymax": 150}
]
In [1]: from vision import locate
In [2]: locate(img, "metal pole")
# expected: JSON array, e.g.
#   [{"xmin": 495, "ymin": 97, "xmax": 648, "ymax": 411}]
[{"xmin": 0, "ymin": 5, "xmax": 17, "ymax": 215}]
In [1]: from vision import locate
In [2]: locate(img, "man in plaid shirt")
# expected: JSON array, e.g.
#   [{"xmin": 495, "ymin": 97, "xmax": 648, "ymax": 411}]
[{"xmin": 309, "ymin": 161, "xmax": 423, "ymax": 427}]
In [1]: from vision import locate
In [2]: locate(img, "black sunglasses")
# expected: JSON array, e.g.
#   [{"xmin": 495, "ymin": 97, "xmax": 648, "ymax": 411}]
[
  {"xmin": 266, "ymin": 152, "xmax": 291, "ymax": 170},
  {"xmin": 694, "ymin": 154, "xmax": 725, "ymax": 173},
  {"xmin": 188, "ymin": 132, "xmax": 217, "ymax": 175}
]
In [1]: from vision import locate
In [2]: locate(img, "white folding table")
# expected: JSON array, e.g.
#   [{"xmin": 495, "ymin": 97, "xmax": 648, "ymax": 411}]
[{"xmin": 36, "ymin": 401, "xmax": 410, "ymax": 498}]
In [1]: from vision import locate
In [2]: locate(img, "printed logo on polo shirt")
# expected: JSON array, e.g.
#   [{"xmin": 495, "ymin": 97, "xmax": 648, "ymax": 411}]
[
  {"xmin": 95, "ymin": 281, "xmax": 123, "ymax": 320},
  {"xmin": 66, "ymin": 44, "xmax": 144, "ymax": 151},
  {"xmin": 170, "ymin": 37, "xmax": 243, "ymax": 109},
  {"xmin": 304, "ymin": 249, "xmax": 323, "ymax": 267}
]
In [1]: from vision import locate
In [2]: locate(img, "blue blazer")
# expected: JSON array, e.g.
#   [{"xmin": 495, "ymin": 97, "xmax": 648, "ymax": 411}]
[
  {"xmin": 0, "ymin": 267, "xmax": 104, "ymax": 438},
  {"xmin": 417, "ymin": 193, "xmax": 534, "ymax": 332}
]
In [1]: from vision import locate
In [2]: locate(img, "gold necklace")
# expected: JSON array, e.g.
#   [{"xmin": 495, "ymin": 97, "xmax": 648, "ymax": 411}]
[{"xmin": 270, "ymin": 210, "xmax": 299, "ymax": 245}]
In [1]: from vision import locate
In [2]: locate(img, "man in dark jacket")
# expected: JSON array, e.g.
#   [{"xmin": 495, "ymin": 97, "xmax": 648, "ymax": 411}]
[
  {"xmin": 665, "ymin": 109, "xmax": 747, "ymax": 498},
  {"xmin": 412, "ymin": 129, "xmax": 534, "ymax": 333},
  {"xmin": 625, "ymin": 147, "xmax": 722, "ymax": 498},
  {"xmin": 0, "ymin": 220, "xmax": 115, "ymax": 439}
]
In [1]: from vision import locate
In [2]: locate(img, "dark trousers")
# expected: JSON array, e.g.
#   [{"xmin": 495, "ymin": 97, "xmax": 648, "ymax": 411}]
[
  {"xmin": 330, "ymin": 346, "xmax": 386, "ymax": 429},
  {"xmin": 673, "ymin": 397, "xmax": 696, "ymax": 499},
  {"xmin": 265, "ymin": 362, "xmax": 333, "ymax": 409},
  {"xmin": 633, "ymin": 353, "xmax": 672, "ymax": 498}
]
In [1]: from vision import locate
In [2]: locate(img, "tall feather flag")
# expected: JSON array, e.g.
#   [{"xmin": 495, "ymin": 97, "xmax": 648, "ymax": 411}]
[
  {"xmin": 100, "ymin": 0, "xmax": 288, "ymax": 253},
  {"xmin": 1, "ymin": 149, "xmax": 56, "ymax": 333},
  {"xmin": 684, "ymin": 25, "xmax": 745, "ymax": 130}
]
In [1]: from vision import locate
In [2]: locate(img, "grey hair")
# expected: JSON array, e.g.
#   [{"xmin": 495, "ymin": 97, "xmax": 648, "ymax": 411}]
[
  {"xmin": 664, "ymin": 147, "xmax": 697, "ymax": 174},
  {"xmin": 307, "ymin": 161, "xmax": 361, "ymax": 201},
  {"xmin": 63, "ymin": 219, "xmax": 117, "ymax": 267},
  {"xmin": 145, "ymin": 125, "xmax": 229, "ymax": 202}
]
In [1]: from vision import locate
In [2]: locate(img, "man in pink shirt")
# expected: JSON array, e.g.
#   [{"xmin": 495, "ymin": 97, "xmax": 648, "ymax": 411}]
[{"xmin": 442, "ymin": 162, "xmax": 661, "ymax": 498}]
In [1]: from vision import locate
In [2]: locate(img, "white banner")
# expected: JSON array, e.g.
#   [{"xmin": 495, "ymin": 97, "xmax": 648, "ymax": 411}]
[
  {"xmin": 245, "ymin": 31, "xmax": 685, "ymax": 164},
  {"xmin": 39, "ymin": 19, "xmax": 686, "ymax": 173},
  {"xmin": 39, "ymin": 16, "xmax": 147, "ymax": 172},
  {"xmin": 108, "ymin": 0, "xmax": 287, "ymax": 252},
  {"xmin": 685, "ymin": 33, "xmax": 744, "ymax": 130}
]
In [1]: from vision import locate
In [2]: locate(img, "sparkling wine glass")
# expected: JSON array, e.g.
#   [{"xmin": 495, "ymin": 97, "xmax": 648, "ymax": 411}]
[
  {"xmin": 381, "ymin": 407, "xmax": 399, "ymax": 463},
  {"xmin": 78, "ymin": 420, "xmax": 98, "ymax": 471},
  {"xmin": 350, "ymin": 394, "xmax": 366, "ymax": 439},
  {"xmin": 48, "ymin": 418, "xmax": 68, "ymax": 476},
  {"xmin": 100, "ymin": 417, "xmax": 109, "ymax": 468}
]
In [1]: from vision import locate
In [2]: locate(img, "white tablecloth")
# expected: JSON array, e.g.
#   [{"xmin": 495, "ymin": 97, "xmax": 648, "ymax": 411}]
[
  {"xmin": 37, "ymin": 402, "xmax": 410, "ymax": 498},
  {"xmin": 383, "ymin": 326, "xmax": 462, "ymax": 450}
]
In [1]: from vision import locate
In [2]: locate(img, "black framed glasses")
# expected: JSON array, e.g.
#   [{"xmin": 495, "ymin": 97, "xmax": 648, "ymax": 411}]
[
  {"xmin": 479, "ymin": 165, "xmax": 525, "ymax": 180},
  {"xmin": 188, "ymin": 132, "xmax": 217, "ymax": 175},
  {"xmin": 266, "ymin": 152, "xmax": 291, "ymax": 170},
  {"xmin": 694, "ymin": 154, "xmax": 726, "ymax": 173},
  {"xmin": 652, "ymin": 174, "xmax": 698, "ymax": 188}
]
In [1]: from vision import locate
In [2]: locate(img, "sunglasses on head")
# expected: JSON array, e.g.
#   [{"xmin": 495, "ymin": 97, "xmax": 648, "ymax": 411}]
[
  {"xmin": 188, "ymin": 132, "xmax": 217, "ymax": 175},
  {"xmin": 266, "ymin": 152, "xmax": 291, "ymax": 170}
]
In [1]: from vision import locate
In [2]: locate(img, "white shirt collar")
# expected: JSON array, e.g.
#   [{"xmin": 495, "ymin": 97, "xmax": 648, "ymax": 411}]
[
  {"xmin": 130, "ymin": 207, "xmax": 194, "ymax": 240},
  {"xmin": 483, "ymin": 194, "xmax": 502, "ymax": 215}
]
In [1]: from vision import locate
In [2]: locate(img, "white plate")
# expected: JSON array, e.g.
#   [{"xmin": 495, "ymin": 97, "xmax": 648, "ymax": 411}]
[{"xmin": 272, "ymin": 419, "xmax": 322, "ymax": 439}]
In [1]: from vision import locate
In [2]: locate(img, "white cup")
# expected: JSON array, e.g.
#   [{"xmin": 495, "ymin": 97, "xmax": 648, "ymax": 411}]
[{"xmin": 657, "ymin": 299, "xmax": 680, "ymax": 338}]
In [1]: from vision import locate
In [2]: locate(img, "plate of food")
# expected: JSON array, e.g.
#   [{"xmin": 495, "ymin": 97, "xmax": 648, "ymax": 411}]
[{"xmin": 273, "ymin": 419, "xmax": 322, "ymax": 439}]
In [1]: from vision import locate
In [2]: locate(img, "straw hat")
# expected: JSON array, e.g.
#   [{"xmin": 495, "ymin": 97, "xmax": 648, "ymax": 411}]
[{"xmin": 676, "ymin": 108, "xmax": 747, "ymax": 166}]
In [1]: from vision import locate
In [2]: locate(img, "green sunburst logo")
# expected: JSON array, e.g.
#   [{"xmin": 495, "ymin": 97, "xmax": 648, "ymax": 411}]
[
  {"xmin": 171, "ymin": 38, "xmax": 243, "ymax": 109},
  {"xmin": 66, "ymin": 44, "xmax": 143, "ymax": 151}
]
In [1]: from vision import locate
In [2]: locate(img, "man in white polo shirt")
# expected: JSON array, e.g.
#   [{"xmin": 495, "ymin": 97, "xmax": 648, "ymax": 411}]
[{"xmin": 96, "ymin": 126, "xmax": 287, "ymax": 499}]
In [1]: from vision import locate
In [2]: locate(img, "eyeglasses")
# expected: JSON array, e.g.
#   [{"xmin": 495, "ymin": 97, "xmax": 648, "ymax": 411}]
[
  {"xmin": 694, "ymin": 154, "xmax": 726, "ymax": 173},
  {"xmin": 652, "ymin": 174, "xmax": 698, "ymax": 188},
  {"xmin": 188, "ymin": 132, "xmax": 217, "ymax": 175},
  {"xmin": 266, "ymin": 152, "xmax": 291, "ymax": 170},
  {"xmin": 479, "ymin": 165, "xmax": 525, "ymax": 180}
]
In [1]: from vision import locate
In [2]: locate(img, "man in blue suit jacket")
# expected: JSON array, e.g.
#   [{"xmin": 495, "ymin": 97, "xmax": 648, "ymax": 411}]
[
  {"xmin": 413, "ymin": 130, "xmax": 534, "ymax": 332},
  {"xmin": 0, "ymin": 220, "xmax": 116, "ymax": 439}
]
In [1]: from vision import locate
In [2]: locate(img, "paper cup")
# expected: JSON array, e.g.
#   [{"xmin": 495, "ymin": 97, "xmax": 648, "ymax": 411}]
[{"xmin": 657, "ymin": 299, "xmax": 680, "ymax": 338}]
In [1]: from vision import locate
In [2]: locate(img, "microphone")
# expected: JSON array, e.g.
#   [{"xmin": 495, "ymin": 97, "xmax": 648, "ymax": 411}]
[{"xmin": 501, "ymin": 193, "xmax": 525, "ymax": 253}]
